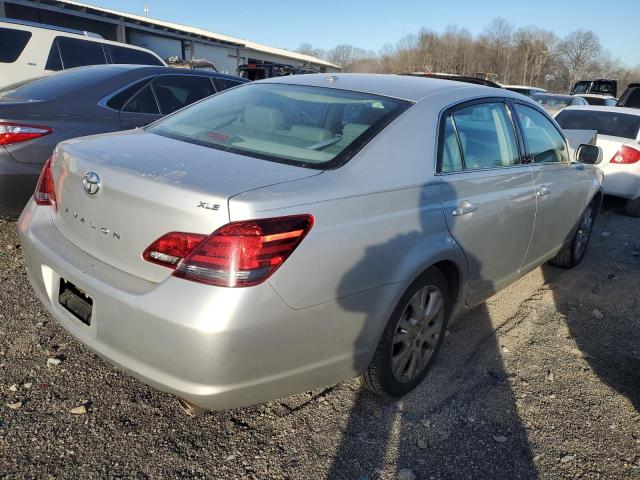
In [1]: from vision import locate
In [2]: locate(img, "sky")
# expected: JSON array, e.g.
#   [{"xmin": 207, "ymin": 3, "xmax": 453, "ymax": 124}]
[{"xmin": 83, "ymin": 0, "xmax": 638, "ymax": 66}]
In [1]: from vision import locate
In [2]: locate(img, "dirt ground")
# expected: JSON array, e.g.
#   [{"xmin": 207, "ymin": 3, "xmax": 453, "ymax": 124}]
[{"xmin": 0, "ymin": 199, "xmax": 638, "ymax": 479}]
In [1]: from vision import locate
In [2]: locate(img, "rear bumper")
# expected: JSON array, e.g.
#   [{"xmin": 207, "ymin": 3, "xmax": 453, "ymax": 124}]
[
  {"xmin": 601, "ymin": 162, "xmax": 640, "ymax": 200},
  {"xmin": 18, "ymin": 202, "xmax": 398, "ymax": 409},
  {"xmin": 0, "ymin": 149, "xmax": 41, "ymax": 218}
]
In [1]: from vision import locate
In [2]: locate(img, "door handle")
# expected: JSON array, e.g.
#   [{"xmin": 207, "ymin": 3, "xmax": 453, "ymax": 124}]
[
  {"xmin": 537, "ymin": 185, "xmax": 551, "ymax": 196},
  {"xmin": 452, "ymin": 201, "xmax": 478, "ymax": 216}
]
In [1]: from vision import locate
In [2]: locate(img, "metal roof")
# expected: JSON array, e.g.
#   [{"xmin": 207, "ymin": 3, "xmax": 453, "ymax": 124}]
[
  {"xmin": 259, "ymin": 73, "xmax": 511, "ymax": 102},
  {"xmin": 34, "ymin": 0, "xmax": 339, "ymax": 68}
]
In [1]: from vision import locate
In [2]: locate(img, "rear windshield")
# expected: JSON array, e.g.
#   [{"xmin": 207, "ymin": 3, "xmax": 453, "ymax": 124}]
[
  {"xmin": 580, "ymin": 96, "xmax": 615, "ymax": 106},
  {"xmin": 148, "ymin": 83, "xmax": 412, "ymax": 169},
  {"xmin": 556, "ymin": 110, "xmax": 640, "ymax": 140},
  {"xmin": 0, "ymin": 27, "xmax": 32, "ymax": 63},
  {"xmin": 0, "ymin": 67, "xmax": 121, "ymax": 101}
]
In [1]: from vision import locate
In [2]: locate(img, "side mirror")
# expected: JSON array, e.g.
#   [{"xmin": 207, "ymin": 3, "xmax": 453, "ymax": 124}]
[{"xmin": 576, "ymin": 144, "xmax": 602, "ymax": 165}]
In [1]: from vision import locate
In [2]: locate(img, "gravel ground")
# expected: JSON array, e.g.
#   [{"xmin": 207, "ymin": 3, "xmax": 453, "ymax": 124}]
[{"xmin": 0, "ymin": 200, "xmax": 639, "ymax": 480}]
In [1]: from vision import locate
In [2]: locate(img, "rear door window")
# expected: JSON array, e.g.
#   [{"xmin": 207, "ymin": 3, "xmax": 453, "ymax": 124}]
[
  {"xmin": 45, "ymin": 41, "xmax": 63, "ymax": 71},
  {"xmin": 106, "ymin": 78, "xmax": 153, "ymax": 110},
  {"xmin": 107, "ymin": 44, "xmax": 163, "ymax": 66},
  {"xmin": 439, "ymin": 116, "xmax": 464, "ymax": 173},
  {"xmin": 55, "ymin": 37, "xmax": 108, "ymax": 69},
  {"xmin": 212, "ymin": 77, "xmax": 243, "ymax": 92},
  {"xmin": 515, "ymin": 104, "xmax": 569, "ymax": 164},
  {"xmin": 447, "ymin": 102, "xmax": 520, "ymax": 170},
  {"xmin": 123, "ymin": 84, "xmax": 159, "ymax": 114},
  {"xmin": 0, "ymin": 27, "xmax": 32, "ymax": 63},
  {"xmin": 151, "ymin": 75, "xmax": 216, "ymax": 114}
]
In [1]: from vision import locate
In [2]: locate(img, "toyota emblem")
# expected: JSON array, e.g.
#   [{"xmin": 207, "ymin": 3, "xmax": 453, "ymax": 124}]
[{"xmin": 82, "ymin": 172, "xmax": 101, "ymax": 195}]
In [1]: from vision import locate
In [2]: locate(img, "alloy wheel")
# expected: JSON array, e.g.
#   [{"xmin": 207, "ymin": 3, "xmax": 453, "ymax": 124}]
[
  {"xmin": 391, "ymin": 285, "xmax": 445, "ymax": 383},
  {"xmin": 574, "ymin": 206, "xmax": 594, "ymax": 260}
]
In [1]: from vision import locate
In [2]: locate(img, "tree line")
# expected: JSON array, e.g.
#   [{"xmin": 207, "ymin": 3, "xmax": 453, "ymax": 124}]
[{"xmin": 297, "ymin": 18, "xmax": 639, "ymax": 94}]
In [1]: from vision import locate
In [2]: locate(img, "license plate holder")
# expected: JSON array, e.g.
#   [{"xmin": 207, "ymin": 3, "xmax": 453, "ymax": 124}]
[{"xmin": 59, "ymin": 279, "xmax": 93, "ymax": 326}]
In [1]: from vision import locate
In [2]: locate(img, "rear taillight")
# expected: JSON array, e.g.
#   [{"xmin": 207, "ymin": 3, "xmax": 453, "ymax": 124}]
[
  {"xmin": 34, "ymin": 157, "xmax": 56, "ymax": 210},
  {"xmin": 610, "ymin": 145, "xmax": 640, "ymax": 164},
  {"xmin": 143, "ymin": 232, "xmax": 208, "ymax": 267},
  {"xmin": 143, "ymin": 215, "xmax": 314, "ymax": 287},
  {"xmin": 0, "ymin": 122, "xmax": 52, "ymax": 145}
]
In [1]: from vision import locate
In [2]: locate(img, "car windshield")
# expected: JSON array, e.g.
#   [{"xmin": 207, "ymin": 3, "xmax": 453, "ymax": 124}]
[
  {"xmin": 556, "ymin": 110, "xmax": 640, "ymax": 140},
  {"xmin": 148, "ymin": 83, "xmax": 412, "ymax": 169},
  {"xmin": 532, "ymin": 94, "xmax": 573, "ymax": 108}
]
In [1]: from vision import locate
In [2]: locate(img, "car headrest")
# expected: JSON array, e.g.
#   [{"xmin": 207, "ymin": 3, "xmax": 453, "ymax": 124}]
[
  {"xmin": 289, "ymin": 125, "xmax": 332, "ymax": 143},
  {"xmin": 243, "ymin": 105, "xmax": 285, "ymax": 132}
]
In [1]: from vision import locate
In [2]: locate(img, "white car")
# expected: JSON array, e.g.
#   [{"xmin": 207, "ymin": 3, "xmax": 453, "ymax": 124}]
[
  {"xmin": 0, "ymin": 18, "xmax": 165, "ymax": 87},
  {"xmin": 502, "ymin": 85, "xmax": 547, "ymax": 97},
  {"xmin": 556, "ymin": 106, "xmax": 640, "ymax": 216}
]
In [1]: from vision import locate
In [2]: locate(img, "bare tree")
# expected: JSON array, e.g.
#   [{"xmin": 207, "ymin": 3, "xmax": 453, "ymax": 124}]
[
  {"xmin": 306, "ymin": 19, "xmax": 638, "ymax": 94},
  {"xmin": 556, "ymin": 30, "xmax": 602, "ymax": 87},
  {"xmin": 481, "ymin": 18, "xmax": 514, "ymax": 81},
  {"xmin": 295, "ymin": 43, "xmax": 326, "ymax": 59}
]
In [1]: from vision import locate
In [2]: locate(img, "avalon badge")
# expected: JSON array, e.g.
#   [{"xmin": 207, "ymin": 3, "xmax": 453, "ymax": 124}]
[{"xmin": 82, "ymin": 172, "xmax": 101, "ymax": 195}]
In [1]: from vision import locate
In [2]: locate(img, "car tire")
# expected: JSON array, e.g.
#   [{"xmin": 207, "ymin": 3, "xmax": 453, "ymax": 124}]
[
  {"xmin": 549, "ymin": 201, "xmax": 597, "ymax": 269},
  {"xmin": 625, "ymin": 198, "xmax": 640, "ymax": 217},
  {"xmin": 362, "ymin": 267, "xmax": 450, "ymax": 399}
]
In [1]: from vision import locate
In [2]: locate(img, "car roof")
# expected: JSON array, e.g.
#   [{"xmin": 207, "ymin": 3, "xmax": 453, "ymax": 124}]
[
  {"xmin": 257, "ymin": 73, "xmax": 507, "ymax": 102},
  {"xmin": 59, "ymin": 64, "xmax": 245, "ymax": 80},
  {"xmin": 561, "ymin": 105, "xmax": 640, "ymax": 116},
  {"xmin": 532, "ymin": 93, "xmax": 571, "ymax": 98},
  {"xmin": 502, "ymin": 85, "xmax": 546, "ymax": 90},
  {"xmin": 577, "ymin": 93, "xmax": 616, "ymax": 98}
]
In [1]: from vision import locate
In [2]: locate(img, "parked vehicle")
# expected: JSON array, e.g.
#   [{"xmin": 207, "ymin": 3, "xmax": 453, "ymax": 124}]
[
  {"xmin": 0, "ymin": 64, "xmax": 247, "ymax": 216},
  {"xmin": 236, "ymin": 60, "xmax": 319, "ymax": 80},
  {"xmin": 401, "ymin": 72, "xmax": 502, "ymax": 88},
  {"xmin": 576, "ymin": 94, "xmax": 618, "ymax": 107},
  {"xmin": 617, "ymin": 82, "xmax": 640, "ymax": 109},
  {"xmin": 502, "ymin": 85, "xmax": 547, "ymax": 97},
  {"xmin": 531, "ymin": 93, "xmax": 588, "ymax": 115},
  {"xmin": 556, "ymin": 106, "xmax": 640, "ymax": 216},
  {"xmin": 18, "ymin": 75, "xmax": 603, "ymax": 413},
  {"xmin": 570, "ymin": 79, "xmax": 617, "ymax": 98},
  {"xmin": 0, "ymin": 17, "xmax": 165, "ymax": 87}
]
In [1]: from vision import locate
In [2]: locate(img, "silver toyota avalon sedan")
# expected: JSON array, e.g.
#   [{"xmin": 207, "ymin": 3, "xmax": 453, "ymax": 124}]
[{"xmin": 18, "ymin": 74, "xmax": 603, "ymax": 413}]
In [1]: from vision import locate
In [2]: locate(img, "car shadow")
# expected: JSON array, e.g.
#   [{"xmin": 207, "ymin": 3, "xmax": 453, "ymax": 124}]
[
  {"xmin": 326, "ymin": 181, "xmax": 538, "ymax": 479},
  {"xmin": 540, "ymin": 197, "xmax": 640, "ymax": 412}
]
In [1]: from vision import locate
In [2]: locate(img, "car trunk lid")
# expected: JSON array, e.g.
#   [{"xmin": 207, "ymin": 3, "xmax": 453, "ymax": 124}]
[{"xmin": 50, "ymin": 129, "xmax": 320, "ymax": 283}]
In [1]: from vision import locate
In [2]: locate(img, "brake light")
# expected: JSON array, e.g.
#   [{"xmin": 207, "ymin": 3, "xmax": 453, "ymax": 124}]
[
  {"xmin": 34, "ymin": 157, "xmax": 56, "ymax": 210},
  {"xmin": 0, "ymin": 122, "xmax": 52, "ymax": 145},
  {"xmin": 610, "ymin": 145, "xmax": 640, "ymax": 164},
  {"xmin": 143, "ymin": 215, "xmax": 314, "ymax": 287},
  {"xmin": 143, "ymin": 232, "xmax": 207, "ymax": 267}
]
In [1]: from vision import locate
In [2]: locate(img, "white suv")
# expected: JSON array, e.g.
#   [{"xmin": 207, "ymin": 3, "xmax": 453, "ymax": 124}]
[{"xmin": 0, "ymin": 18, "xmax": 166, "ymax": 87}]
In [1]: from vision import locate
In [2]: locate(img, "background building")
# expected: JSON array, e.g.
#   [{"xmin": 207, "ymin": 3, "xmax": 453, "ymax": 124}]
[{"xmin": 0, "ymin": 0, "xmax": 339, "ymax": 74}]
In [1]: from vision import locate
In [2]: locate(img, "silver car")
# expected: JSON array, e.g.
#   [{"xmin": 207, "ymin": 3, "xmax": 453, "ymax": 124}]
[{"xmin": 18, "ymin": 74, "xmax": 603, "ymax": 413}]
